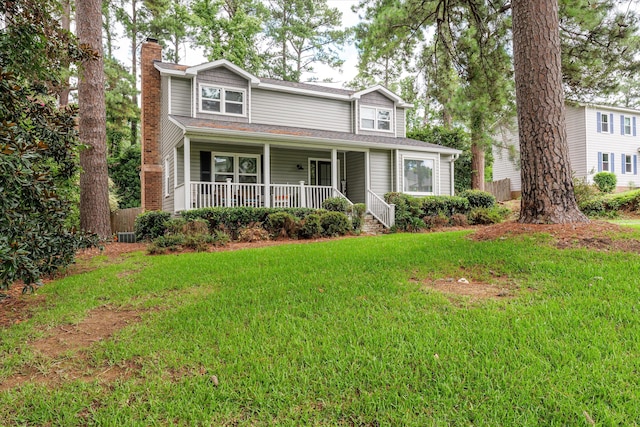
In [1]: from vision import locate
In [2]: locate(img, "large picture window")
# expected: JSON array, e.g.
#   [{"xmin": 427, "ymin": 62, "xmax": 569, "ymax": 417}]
[
  {"xmin": 200, "ymin": 84, "xmax": 245, "ymax": 116},
  {"xmin": 360, "ymin": 106, "xmax": 392, "ymax": 131},
  {"xmin": 403, "ymin": 158, "xmax": 434, "ymax": 194}
]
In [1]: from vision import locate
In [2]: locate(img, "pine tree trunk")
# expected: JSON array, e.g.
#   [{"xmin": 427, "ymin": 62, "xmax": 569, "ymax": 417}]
[
  {"xmin": 78, "ymin": 0, "xmax": 112, "ymax": 237},
  {"xmin": 512, "ymin": 0, "xmax": 588, "ymax": 224}
]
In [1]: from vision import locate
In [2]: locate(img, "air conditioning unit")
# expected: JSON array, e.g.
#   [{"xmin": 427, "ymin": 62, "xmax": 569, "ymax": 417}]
[{"xmin": 117, "ymin": 232, "xmax": 136, "ymax": 243}]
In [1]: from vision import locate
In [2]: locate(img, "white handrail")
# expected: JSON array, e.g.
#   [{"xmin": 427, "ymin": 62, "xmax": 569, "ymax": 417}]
[{"xmin": 367, "ymin": 190, "xmax": 395, "ymax": 228}]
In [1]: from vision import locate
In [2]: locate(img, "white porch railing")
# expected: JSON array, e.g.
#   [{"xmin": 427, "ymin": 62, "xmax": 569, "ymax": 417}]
[
  {"xmin": 189, "ymin": 180, "xmax": 347, "ymax": 210},
  {"xmin": 367, "ymin": 189, "xmax": 395, "ymax": 228}
]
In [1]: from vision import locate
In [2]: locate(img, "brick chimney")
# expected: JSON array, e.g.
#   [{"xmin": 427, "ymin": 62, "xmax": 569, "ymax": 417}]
[{"xmin": 140, "ymin": 38, "xmax": 163, "ymax": 211}]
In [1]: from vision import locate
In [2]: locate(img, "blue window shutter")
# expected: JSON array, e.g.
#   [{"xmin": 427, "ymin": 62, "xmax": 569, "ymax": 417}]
[
  {"xmin": 622, "ymin": 154, "xmax": 626, "ymax": 174},
  {"xmin": 621, "ymin": 115, "xmax": 625, "ymax": 135},
  {"xmin": 598, "ymin": 152, "xmax": 603, "ymax": 171},
  {"xmin": 634, "ymin": 155, "xmax": 638, "ymax": 175},
  {"xmin": 611, "ymin": 153, "xmax": 615, "ymax": 172},
  {"xmin": 597, "ymin": 112, "xmax": 602, "ymax": 133},
  {"xmin": 610, "ymin": 114, "xmax": 615, "ymax": 133},
  {"xmin": 634, "ymin": 117, "xmax": 637, "ymax": 137}
]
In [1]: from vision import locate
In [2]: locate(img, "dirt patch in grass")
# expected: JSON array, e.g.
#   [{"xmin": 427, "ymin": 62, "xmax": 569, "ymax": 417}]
[
  {"xmin": 0, "ymin": 306, "xmax": 144, "ymax": 391},
  {"xmin": 412, "ymin": 272, "xmax": 519, "ymax": 302},
  {"xmin": 469, "ymin": 220, "xmax": 640, "ymax": 253}
]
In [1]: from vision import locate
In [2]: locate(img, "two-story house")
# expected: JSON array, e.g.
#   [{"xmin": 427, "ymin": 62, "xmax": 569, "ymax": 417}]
[
  {"xmin": 140, "ymin": 39, "xmax": 461, "ymax": 227},
  {"xmin": 493, "ymin": 103, "xmax": 640, "ymax": 195}
]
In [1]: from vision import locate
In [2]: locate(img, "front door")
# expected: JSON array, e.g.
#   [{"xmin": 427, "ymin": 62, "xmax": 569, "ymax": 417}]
[{"xmin": 309, "ymin": 159, "xmax": 332, "ymax": 186}]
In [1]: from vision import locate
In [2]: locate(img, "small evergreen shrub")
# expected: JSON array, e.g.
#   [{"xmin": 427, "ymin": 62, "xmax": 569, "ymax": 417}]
[
  {"xmin": 164, "ymin": 218, "xmax": 187, "ymax": 235},
  {"xmin": 423, "ymin": 214, "xmax": 449, "ymax": 229},
  {"xmin": 265, "ymin": 212, "xmax": 299, "ymax": 238},
  {"xmin": 322, "ymin": 197, "xmax": 350, "ymax": 213},
  {"xmin": 593, "ymin": 172, "xmax": 617, "ymax": 193},
  {"xmin": 468, "ymin": 207, "xmax": 509, "ymax": 225},
  {"xmin": 459, "ymin": 190, "xmax": 496, "ymax": 209},
  {"xmin": 573, "ymin": 175, "xmax": 598, "ymax": 206},
  {"xmin": 320, "ymin": 211, "xmax": 351, "ymax": 236},
  {"xmin": 135, "ymin": 211, "xmax": 171, "ymax": 241},
  {"xmin": 147, "ymin": 234, "xmax": 185, "ymax": 254},
  {"xmin": 578, "ymin": 197, "xmax": 609, "ymax": 217},
  {"xmin": 299, "ymin": 214, "xmax": 322, "ymax": 239},
  {"xmin": 237, "ymin": 223, "xmax": 270, "ymax": 242},
  {"xmin": 406, "ymin": 217, "xmax": 425, "ymax": 233},
  {"xmin": 183, "ymin": 233, "xmax": 215, "ymax": 252},
  {"xmin": 350, "ymin": 203, "xmax": 366, "ymax": 231},
  {"xmin": 450, "ymin": 213, "xmax": 468, "ymax": 227}
]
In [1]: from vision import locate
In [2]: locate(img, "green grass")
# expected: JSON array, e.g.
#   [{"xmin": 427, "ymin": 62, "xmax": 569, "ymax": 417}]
[
  {"xmin": 2, "ymin": 232, "xmax": 640, "ymax": 425},
  {"xmin": 607, "ymin": 219, "xmax": 640, "ymax": 230}
]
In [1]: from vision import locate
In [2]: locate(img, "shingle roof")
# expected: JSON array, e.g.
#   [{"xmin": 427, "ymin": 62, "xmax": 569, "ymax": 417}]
[
  {"xmin": 169, "ymin": 115, "xmax": 461, "ymax": 154},
  {"xmin": 259, "ymin": 77, "xmax": 355, "ymax": 96}
]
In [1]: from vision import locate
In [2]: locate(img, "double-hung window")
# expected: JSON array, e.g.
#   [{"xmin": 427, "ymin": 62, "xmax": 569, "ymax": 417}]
[
  {"xmin": 626, "ymin": 155, "xmax": 633, "ymax": 173},
  {"xmin": 213, "ymin": 154, "xmax": 259, "ymax": 183},
  {"xmin": 620, "ymin": 115, "xmax": 636, "ymax": 136},
  {"xmin": 601, "ymin": 153, "xmax": 610, "ymax": 171},
  {"xmin": 600, "ymin": 113, "xmax": 609, "ymax": 133},
  {"xmin": 200, "ymin": 85, "xmax": 245, "ymax": 116},
  {"xmin": 360, "ymin": 106, "xmax": 392, "ymax": 131},
  {"xmin": 624, "ymin": 117, "xmax": 632, "ymax": 135}
]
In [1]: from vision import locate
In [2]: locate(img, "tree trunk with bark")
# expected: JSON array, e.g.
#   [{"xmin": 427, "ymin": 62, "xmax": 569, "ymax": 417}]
[
  {"xmin": 512, "ymin": 0, "xmax": 588, "ymax": 224},
  {"xmin": 77, "ymin": 0, "xmax": 112, "ymax": 237}
]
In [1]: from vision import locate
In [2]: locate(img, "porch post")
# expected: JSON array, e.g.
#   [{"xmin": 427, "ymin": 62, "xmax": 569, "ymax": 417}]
[
  {"xmin": 365, "ymin": 149, "xmax": 370, "ymax": 193},
  {"xmin": 264, "ymin": 143, "xmax": 271, "ymax": 207},
  {"xmin": 225, "ymin": 178, "xmax": 232, "ymax": 207},
  {"xmin": 299, "ymin": 181, "xmax": 306, "ymax": 208},
  {"xmin": 184, "ymin": 136, "xmax": 191, "ymax": 210},
  {"xmin": 331, "ymin": 148, "xmax": 338, "ymax": 190}
]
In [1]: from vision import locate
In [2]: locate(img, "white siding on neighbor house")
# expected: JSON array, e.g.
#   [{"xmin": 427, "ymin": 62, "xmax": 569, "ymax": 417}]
[
  {"xmin": 369, "ymin": 150, "xmax": 392, "ymax": 197},
  {"xmin": 251, "ymin": 88, "xmax": 352, "ymax": 132},
  {"xmin": 396, "ymin": 108, "xmax": 406, "ymax": 138},
  {"xmin": 584, "ymin": 105, "xmax": 640, "ymax": 187},
  {"xmin": 492, "ymin": 127, "xmax": 522, "ymax": 192},
  {"xmin": 346, "ymin": 152, "xmax": 366, "ymax": 203},
  {"xmin": 195, "ymin": 67, "xmax": 250, "ymax": 122},
  {"xmin": 170, "ymin": 77, "xmax": 192, "ymax": 116},
  {"xmin": 358, "ymin": 91, "xmax": 396, "ymax": 137},
  {"xmin": 565, "ymin": 105, "xmax": 587, "ymax": 178}
]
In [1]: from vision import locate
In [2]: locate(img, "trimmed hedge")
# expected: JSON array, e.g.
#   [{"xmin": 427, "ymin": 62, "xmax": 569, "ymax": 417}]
[
  {"xmin": 422, "ymin": 196, "xmax": 470, "ymax": 217},
  {"xmin": 182, "ymin": 207, "xmax": 316, "ymax": 238}
]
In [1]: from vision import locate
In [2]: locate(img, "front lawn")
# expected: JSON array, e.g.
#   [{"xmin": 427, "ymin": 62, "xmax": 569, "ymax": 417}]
[{"xmin": 1, "ymin": 230, "xmax": 639, "ymax": 425}]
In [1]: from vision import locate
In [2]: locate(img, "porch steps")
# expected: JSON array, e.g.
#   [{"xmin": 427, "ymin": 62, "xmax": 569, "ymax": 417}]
[{"xmin": 362, "ymin": 214, "xmax": 387, "ymax": 234}]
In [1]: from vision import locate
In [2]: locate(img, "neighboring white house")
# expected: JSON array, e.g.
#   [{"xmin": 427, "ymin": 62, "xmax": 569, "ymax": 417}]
[
  {"xmin": 493, "ymin": 103, "xmax": 640, "ymax": 194},
  {"xmin": 140, "ymin": 38, "xmax": 461, "ymax": 228}
]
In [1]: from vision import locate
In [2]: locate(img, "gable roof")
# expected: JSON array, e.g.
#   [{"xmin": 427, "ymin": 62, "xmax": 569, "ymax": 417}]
[
  {"xmin": 168, "ymin": 115, "xmax": 461, "ymax": 155},
  {"xmin": 155, "ymin": 59, "xmax": 411, "ymax": 106}
]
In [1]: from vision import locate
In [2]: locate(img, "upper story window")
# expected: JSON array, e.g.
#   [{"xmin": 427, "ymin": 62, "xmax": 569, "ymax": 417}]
[
  {"xmin": 200, "ymin": 84, "xmax": 245, "ymax": 116},
  {"xmin": 360, "ymin": 106, "xmax": 392, "ymax": 132},
  {"xmin": 624, "ymin": 116, "xmax": 632, "ymax": 135},
  {"xmin": 600, "ymin": 113, "xmax": 609, "ymax": 133}
]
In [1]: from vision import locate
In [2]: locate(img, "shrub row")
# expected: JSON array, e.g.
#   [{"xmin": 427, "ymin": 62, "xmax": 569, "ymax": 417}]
[
  {"xmin": 578, "ymin": 189, "xmax": 640, "ymax": 217},
  {"xmin": 384, "ymin": 190, "xmax": 503, "ymax": 231}
]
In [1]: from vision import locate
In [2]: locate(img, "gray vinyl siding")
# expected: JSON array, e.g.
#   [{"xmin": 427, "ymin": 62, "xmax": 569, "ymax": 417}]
[
  {"xmin": 189, "ymin": 141, "xmax": 262, "ymax": 182},
  {"xmin": 565, "ymin": 105, "xmax": 587, "ymax": 178},
  {"xmin": 195, "ymin": 67, "xmax": 249, "ymax": 123},
  {"xmin": 440, "ymin": 155, "xmax": 451, "ymax": 196},
  {"xmin": 176, "ymin": 145, "xmax": 184, "ymax": 186},
  {"xmin": 370, "ymin": 150, "xmax": 391, "ymax": 197},
  {"xmin": 251, "ymin": 88, "xmax": 352, "ymax": 132},
  {"xmin": 359, "ymin": 90, "xmax": 396, "ymax": 137},
  {"xmin": 160, "ymin": 76, "xmax": 182, "ymax": 212},
  {"xmin": 170, "ymin": 77, "xmax": 192, "ymax": 116},
  {"xmin": 396, "ymin": 107, "xmax": 406, "ymax": 138},
  {"xmin": 346, "ymin": 152, "xmax": 365, "ymax": 203},
  {"xmin": 492, "ymin": 127, "xmax": 522, "ymax": 192},
  {"xmin": 270, "ymin": 148, "xmax": 330, "ymax": 184}
]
